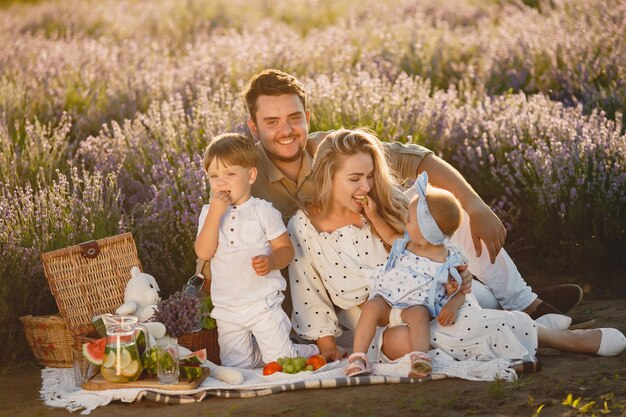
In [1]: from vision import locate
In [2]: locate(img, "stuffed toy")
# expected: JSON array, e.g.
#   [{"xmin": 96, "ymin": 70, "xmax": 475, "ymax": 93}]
[{"xmin": 115, "ymin": 266, "xmax": 167, "ymax": 340}]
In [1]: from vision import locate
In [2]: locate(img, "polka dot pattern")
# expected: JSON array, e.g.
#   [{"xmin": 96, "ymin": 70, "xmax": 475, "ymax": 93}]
[
  {"xmin": 287, "ymin": 210, "xmax": 389, "ymax": 340},
  {"xmin": 287, "ymin": 210, "xmax": 539, "ymax": 361}
]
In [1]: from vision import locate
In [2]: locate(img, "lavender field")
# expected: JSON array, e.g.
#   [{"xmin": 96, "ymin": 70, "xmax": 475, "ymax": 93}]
[{"xmin": 1, "ymin": 0, "xmax": 624, "ymax": 367}]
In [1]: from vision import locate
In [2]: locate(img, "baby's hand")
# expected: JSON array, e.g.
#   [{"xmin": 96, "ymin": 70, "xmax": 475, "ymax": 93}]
[
  {"xmin": 208, "ymin": 191, "xmax": 231, "ymax": 217},
  {"xmin": 437, "ymin": 304, "xmax": 456, "ymax": 326},
  {"xmin": 360, "ymin": 195, "xmax": 378, "ymax": 218},
  {"xmin": 251, "ymin": 255, "xmax": 273, "ymax": 276}
]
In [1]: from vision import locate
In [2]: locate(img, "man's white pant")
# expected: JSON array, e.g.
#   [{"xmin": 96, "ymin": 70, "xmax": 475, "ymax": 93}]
[
  {"xmin": 212, "ymin": 291, "xmax": 319, "ymax": 368},
  {"xmin": 450, "ymin": 210, "xmax": 537, "ymax": 311}
]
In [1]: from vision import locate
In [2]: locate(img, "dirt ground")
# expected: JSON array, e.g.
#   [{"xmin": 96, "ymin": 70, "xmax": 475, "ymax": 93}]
[{"xmin": 2, "ymin": 299, "xmax": 625, "ymax": 417}]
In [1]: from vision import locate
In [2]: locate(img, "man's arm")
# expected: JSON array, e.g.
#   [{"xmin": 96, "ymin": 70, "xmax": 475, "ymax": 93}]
[{"xmin": 417, "ymin": 153, "xmax": 506, "ymax": 263}]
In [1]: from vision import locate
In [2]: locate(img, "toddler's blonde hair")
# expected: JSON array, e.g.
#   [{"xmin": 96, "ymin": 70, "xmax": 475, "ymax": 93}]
[{"xmin": 203, "ymin": 133, "xmax": 259, "ymax": 172}]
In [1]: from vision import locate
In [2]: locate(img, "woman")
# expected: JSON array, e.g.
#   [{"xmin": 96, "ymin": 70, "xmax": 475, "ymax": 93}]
[{"xmin": 287, "ymin": 128, "xmax": 625, "ymax": 373}]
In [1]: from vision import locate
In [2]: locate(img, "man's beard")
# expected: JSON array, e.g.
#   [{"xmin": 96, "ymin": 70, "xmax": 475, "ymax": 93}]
[{"xmin": 265, "ymin": 143, "xmax": 305, "ymax": 163}]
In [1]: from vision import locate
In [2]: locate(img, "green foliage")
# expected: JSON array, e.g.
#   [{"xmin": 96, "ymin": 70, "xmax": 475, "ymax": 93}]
[{"xmin": 200, "ymin": 296, "xmax": 216, "ymax": 331}]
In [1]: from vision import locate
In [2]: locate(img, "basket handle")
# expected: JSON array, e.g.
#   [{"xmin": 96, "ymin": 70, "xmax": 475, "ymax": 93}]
[{"xmin": 79, "ymin": 240, "xmax": 100, "ymax": 259}]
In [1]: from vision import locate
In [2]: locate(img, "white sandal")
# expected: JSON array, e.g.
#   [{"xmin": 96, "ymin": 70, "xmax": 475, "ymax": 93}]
[
  {"xmin": 345, "ymin": 352, "xmax": 371, "ymax": 377},
  {"xmin": 408, "ymin": 351, "xmax": 432, "ymax": 378}
]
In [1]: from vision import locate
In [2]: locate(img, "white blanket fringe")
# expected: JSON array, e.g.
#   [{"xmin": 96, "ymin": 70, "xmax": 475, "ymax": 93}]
[
  {"xmin": 41, "ymin": 353, "xmax": 516, "ymax": 414},
  {"xmin": 41, "ymin": 368, "xmax": 144, "ymax": 415},
  {"xmin": 432, "ymin": 358, "xmax": 517, "ymax": 382},
  {"xmin": 428, "ymin": 348, "xmax": 518, "ymax": 382},
  {"xmin": 374, "ymin": 349, "xmax": 517, "ymax": 382}
]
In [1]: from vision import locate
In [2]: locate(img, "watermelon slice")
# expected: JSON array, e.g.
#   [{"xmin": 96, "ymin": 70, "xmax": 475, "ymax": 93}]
[
  {"xmin": 180, "ymin": 349, "xmax": 207, "ymax": 364},
  {"xmin": 82, "ymin": 337, "xmax": 106, "ymax": 366},
  {"xmin": 178, "ymin": 349, "xmax": 207, "ymax": 379},
  {"xmin": 180, "ymin": 364, "xmax": 203, "ymax": 379}
]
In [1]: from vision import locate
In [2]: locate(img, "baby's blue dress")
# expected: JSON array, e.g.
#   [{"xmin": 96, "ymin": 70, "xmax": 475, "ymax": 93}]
[{"xmin": 369, "ymin": 242, "xmax": 467, "ymax": 317}]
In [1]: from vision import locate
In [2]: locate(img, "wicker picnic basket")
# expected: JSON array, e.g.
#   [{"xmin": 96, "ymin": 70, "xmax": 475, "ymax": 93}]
[
  {"xmin": 41, "ymin": 233, "xmax": 141, "ymax": 340},
  {"xmin": 19, "ymin": 314, "xmax": 74, "ymax": 368},
  {"xmin": 40, "ymin": 232, "xmax": 220, "ymax": 363},
  {"xmin": 178, "ymin": 328, "xmax": 220, "ymax": 364}
]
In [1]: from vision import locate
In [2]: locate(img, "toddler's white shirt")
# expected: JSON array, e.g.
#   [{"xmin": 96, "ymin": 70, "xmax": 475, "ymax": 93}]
[{"xmin": 197, "ymin": 197, "xmax": 287, "ymax": 307}]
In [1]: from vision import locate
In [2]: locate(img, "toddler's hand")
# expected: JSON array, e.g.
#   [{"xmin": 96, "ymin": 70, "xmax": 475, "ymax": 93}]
[
  {"xmin": 437, "ymin": 304, "xmax": 456, "ymax": 326},
  {"xmin": 252, "ymin": 255, "xmax": 273, "ymax": 276},
  {"xmin": 208, "ymin": 191, "xmax": 231, "ymax": 217}
]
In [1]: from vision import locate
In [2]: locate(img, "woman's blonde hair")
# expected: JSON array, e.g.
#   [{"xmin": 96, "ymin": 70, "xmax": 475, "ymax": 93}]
[{"xmin": 306, "ymin": 128, "xmax": 408, "ymax": 235}]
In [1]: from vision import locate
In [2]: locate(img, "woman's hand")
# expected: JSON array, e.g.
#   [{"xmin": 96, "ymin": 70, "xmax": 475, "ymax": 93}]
[
  {"xmin": 458, "ymin": 265, "xmax": 473, "ymax": 294},
  {"xmin": 448, "ymin": 264, "xmax": 473, "ymax": 294},
  {"xmin": 316, "ymin": 335, "xmax": 344, "ymax": 362},
  {"xmin": 320, "ymin": 348, "xmax": 344, "ymax": 362}
]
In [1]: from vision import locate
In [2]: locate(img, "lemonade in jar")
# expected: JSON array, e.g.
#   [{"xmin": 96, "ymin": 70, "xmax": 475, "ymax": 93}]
[{"xmin": 101, "ymin": 315, "xmax": 145, "ymax": 383}]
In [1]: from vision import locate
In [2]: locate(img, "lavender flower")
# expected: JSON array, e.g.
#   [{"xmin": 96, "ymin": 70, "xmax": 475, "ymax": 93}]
[
  {"xmin": 152, "ymin": 291, "xmax": 201, "ymax": 338},
  {"xmin": 2, "ymin": 0, "xmax": 625, "ymax": 367}
]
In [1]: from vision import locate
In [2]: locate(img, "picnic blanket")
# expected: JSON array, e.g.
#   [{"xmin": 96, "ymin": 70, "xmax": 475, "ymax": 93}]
[{"xmin": 41, "ymin": 352, "xmax": 539, "ymax": 414}]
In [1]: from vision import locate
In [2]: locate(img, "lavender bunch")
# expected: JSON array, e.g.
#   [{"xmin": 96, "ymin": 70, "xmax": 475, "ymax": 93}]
[{"xmin": 152, "ymin": 291, "xmax": 201, "ymax": 338}]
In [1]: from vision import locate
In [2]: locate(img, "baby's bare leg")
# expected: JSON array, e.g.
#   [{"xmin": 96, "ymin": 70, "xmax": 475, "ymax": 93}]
[
  {"xmin": 401, "ymin": 306, "xmax": 431, "ymax": 353},
  {"xmin": 353, "ymin": 297, "xmax": 391, "ymax": 354}
]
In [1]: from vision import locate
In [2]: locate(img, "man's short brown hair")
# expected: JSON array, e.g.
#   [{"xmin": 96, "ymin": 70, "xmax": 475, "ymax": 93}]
[
  {"xmin": 244, "ymin": 69, "xmax": 308, "ymax": 123},
  {"xmin": 203, "ymin": 133, "xmax": 259, "ymax": 172}
]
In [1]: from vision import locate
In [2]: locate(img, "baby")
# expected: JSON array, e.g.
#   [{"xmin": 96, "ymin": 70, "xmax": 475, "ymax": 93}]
[{"xmin": 347, "ymin": 171, "xmax": 467, "ymax": 377}]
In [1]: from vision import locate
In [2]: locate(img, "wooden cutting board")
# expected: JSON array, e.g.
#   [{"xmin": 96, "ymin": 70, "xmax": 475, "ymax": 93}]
[{"xmin": 82, "ymin": 367, "xmax": 210, "ymax": 391}]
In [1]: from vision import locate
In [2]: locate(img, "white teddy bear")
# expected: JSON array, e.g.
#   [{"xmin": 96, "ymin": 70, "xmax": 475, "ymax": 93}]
[
  {"xmin": 113, "ymin": 267, "xmax": 244, "ymax": 385},
  {"xmin": 115, "ymin": 266, "xmax": 167, "ymax": 340}
]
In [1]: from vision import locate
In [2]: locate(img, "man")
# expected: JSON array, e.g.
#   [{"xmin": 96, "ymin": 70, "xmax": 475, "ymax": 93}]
[{"xmin": 200, "ymin": 69, "xmax": 589, "ymax": 328}]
